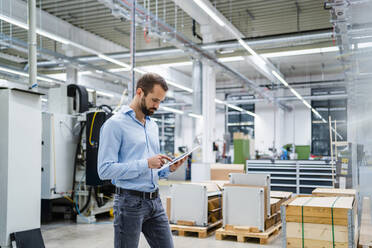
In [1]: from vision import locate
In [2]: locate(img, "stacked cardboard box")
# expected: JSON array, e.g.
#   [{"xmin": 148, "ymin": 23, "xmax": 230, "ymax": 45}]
[
  {"xmin": 210, "ymin": 164, "xmax": 244, "ymax": 180},
  {"xmin": 283, "ymin": 195, "xmax": 358, "ymax": 248}
]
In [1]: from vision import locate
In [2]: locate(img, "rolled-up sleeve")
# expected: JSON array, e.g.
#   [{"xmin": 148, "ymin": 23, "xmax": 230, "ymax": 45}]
[{"xmin": 97, "ymin": 119, "xmax": 149, "ymax": 180}]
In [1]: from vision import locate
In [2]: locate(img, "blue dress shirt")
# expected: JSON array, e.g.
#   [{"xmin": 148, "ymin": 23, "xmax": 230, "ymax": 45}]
[{"xmin": 97, "ymin": 105, "xmax": 170, "ymax": 192}]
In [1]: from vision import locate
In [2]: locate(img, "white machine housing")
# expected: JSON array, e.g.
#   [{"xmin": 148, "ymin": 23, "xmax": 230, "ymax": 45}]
[
  {"xmin": 0, "ymin": 88, "xmax": 42, "ymax": 247},
  {"xmin": 41, "ymin": 112, "xmax": 79, "ymax": 199}
]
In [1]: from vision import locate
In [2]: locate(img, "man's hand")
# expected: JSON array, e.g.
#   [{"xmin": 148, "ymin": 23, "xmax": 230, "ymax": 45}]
[
  {"xmin": 170, "ymin": 156, "xmax": 188, "ymax": 172},
  {"xmin": 147, "ymin": 154, "xmax": 172, "ymax": 169}
]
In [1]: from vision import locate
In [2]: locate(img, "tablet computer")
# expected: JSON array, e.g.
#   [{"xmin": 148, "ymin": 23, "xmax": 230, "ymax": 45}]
[{"xmin": 157, "ymin": 145, "xmax": 200, "ymax": 172}]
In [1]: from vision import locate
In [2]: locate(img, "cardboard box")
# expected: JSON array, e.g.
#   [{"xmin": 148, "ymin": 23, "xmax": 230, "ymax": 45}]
[
  {"xmin": 210, "ymin": 164, "xmax": 244, "ymax": 180},
  {"xmin": 312, "ymin": 188, "xmax": 357, "ymax": 198},
  {"xmin": 166, "ymin": 197, "xmax": 171, "ymax": 220}
]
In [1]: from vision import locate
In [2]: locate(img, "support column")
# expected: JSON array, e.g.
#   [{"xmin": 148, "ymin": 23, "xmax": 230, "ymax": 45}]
[
  {"xmin": 192, "ymin": 59, "xmax": 203, "ymax": 143},
  {"xmin": 200, "ymin": 25, "xmax": 216, "ymax": 163},
  {"xmin": 128, "ymin": 0, "xmax": 136, "ymax": 103},
  {"xmin": 66, "ymin": 66, "xmax": 78, "ymax": 84},
  {"xmin": 28, "ymin": 0, "xmax": 37, "ymax": 89}
]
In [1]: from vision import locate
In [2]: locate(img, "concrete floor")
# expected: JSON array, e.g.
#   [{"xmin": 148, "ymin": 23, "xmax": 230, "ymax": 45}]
[
  {"xmin": 41, "ymin": 220, "xmax": 282, "ymax": 248},
  {"xmin": 41, "ymin": 183, "xmax": 282, "ymax": 247}
]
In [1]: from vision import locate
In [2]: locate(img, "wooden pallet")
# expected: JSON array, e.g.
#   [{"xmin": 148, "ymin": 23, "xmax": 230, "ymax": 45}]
[
  {"xmin": 170, "ymin": 220, "xmax": 223, "ymax": 238},
  {"xmin": 215, "ymin": 222, "xmax": 282, "ymax": 244}
]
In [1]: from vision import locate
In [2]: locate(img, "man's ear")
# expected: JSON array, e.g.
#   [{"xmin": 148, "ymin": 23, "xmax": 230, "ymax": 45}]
[{"xmin": 136, "ymin": 88, "xmax": 143, "ymax": 96}]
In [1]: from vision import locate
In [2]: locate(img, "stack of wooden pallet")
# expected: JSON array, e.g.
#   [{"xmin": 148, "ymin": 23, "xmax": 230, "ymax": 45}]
[
  {"xmin": 282, "ymin": 193, "xmax": 358, "ymax": 248},
  {"xmin": 266, "ymin": 191, "xmax": 293, "ymax": 230},
  {"xmin": 215, "ymin": 189, "xmax": 290, "ymax": 244}
]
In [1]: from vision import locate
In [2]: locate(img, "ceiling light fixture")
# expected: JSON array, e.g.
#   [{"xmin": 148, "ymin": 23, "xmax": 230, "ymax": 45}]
[
  {"xmin": 161, "ymin": 106, "xmax": 184, "ymax": 115},
  {"xmin": 188, "ymin": 113, "xmax": 203, "ymax": 119},
  {"xmin": 272, "ymin": 70, "xmax": 289, "ymax": 87},
  {"xmin": 0, "ymin": 65, "xmax": 58, "ymax": 83}
]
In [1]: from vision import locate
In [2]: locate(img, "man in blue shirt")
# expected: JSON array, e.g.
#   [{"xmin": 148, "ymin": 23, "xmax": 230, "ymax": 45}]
[{"xmin": 98, "ymin": 73, "xmax": 186, "ymax": 248}]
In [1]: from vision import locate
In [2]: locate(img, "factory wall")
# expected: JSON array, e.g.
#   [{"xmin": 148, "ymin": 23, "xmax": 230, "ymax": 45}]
[{"xmin": 254, "ymin": 100, "xmax": 311, "ymax": 153}]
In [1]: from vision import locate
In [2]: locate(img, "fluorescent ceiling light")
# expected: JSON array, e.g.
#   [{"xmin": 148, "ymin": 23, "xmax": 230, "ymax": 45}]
[
  {"xmin": 0, "ymin": 14, "xmax": 134, "ymax": 75},
  {"xmin": 289, "ymin": 88, "xmax": 304, "ymax": 101},
  {"xmin": 0, "ymin": 66, "xmax": 58, "ymax": 83},
  {"xmin": 193, "ymin": 0, "xmax": 225, "ymax": 27},
  {"xmin": 0, "ymin": 66, "xmax": 28, "ymax": 77},
  {"xmin": 110, "ymin": 68, "xmax": 131, "ymax": 72},
  {"xmin": 219, "ymin": 49, "xmax": 235, "ymax": 54},
  {"xmin": 302, "ymin": 100, "xmax": 312, "ymax": 109},
  {"xmin": 167, "ymin": 80, "xmax": 193, "ymax": 93},
  {"xmin": 98, "ymin": 54, "xmax": 131, "ymax": 69},
  {"xmin": 188, "ymin": 113, "xmax": 203, "ymax": 119},
  {"xmin": 358, "ymin": 42, "xmax": 372, "ymax": 49},
  {"xmin": 0, "ymin": 14, "xmax": 28, "ymax": 29},
  {"xmin": 163, "ymin": 61, "xmax": 193, "ymax": 67},
  {"xmin": 272, "ymin": 70, "xmax": 289, "ymax": 87},
  {"xmin": 218, "ymin": 56, "xmax": 245, "ymax": 62},
  {"xmin": 238, "ymin": 39, "xmax": 257, "ymax": 56},
  {"xmin": 161, "ymin": 106, "xmax": 184, "ymax": 115},
  {"xmin": 214, "ymin": 99, "xmax": 225, "ymax": 104},
  {"xmin": 245, "ymin": 110, "xmax": 257, "ymax": 117},
  {"xmin": 226, "ymin": 103, "xmax": 244, "ymax": 112},
  {"xmin": 311, "ymin": 108, "xmax": 323, "ymax": 119},
  {"xmin": 262, "ymin": 47, "xmax": 339, "ymax": 58}
]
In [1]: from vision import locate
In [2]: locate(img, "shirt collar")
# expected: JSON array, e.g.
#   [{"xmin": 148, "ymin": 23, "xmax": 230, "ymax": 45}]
[{"xmin": 120, "ymin": 105, "xmax": 150, "ymax": 121}]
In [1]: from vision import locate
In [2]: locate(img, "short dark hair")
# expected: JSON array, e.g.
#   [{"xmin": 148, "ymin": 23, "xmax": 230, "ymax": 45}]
[{"xmin": 136, "ymin": 73, "xmax": 168, "ymax": 96}]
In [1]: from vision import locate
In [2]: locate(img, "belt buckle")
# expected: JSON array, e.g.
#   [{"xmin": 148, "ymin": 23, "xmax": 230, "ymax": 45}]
[{"xmin": 149, "ymin": 191, "xmax": 154, "ymax": 199}]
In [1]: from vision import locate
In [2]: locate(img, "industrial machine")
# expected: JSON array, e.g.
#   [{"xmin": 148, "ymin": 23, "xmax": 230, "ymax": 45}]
[
  {"xmin": 41, "ymin": 84, "xmax": 115, "ymax": 223},
  {"xmin": 0, "ymin": 88, "xmax": 44, "ymax": 247}
]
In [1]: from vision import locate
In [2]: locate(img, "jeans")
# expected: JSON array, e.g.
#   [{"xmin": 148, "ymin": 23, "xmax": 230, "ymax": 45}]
[{"xmin": 113, "ymin": 192, "xmax": 174, "ymax": 248}]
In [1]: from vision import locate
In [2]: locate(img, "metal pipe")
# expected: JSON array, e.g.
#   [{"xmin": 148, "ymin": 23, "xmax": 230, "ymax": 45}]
[
  {"xmin": 37, "ymin": 30, "xmax": 333, "ymax": 67},
  {"xmin": 128, "ymin": 0, "xmax": 136, "ymax": 102},
  {"xmin": 226, "ymin": 94, "xmax": 348, "ymax": 104},
  {"xmin": 28, "ymin": 0, "xmax": 37, "ymax": 89}
]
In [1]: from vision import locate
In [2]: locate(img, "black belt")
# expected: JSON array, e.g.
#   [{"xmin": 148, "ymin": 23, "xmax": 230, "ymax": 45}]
[{"xmin": 115, "ymin": 187, "xmax": 159, "ymax": 200}]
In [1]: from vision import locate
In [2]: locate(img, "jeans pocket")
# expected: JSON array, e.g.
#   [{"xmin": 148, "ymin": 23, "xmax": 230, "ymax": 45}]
[{"xmin": 123, "ymin": 194, "xmax": 143, "ymax": 210}]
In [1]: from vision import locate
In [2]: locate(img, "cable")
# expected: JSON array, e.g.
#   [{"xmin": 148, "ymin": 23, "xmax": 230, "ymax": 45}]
[
  {"xmin": 75, "ymin": 174, "xmax": 92, "ymax": 214},
  {"xmin": 97, "ymin": 104, "xmax": 113, "ymax": 113},
  {"xmin": 71, "ymin": 122, "xmax": 86, "ymax": 206},
  {"xmin": 51, "ymin": 114, "xmax": 57, "ymax": 192},
  {"xmin": 89, "ymin": 111, "xmax": 98, "ymax": 146}
]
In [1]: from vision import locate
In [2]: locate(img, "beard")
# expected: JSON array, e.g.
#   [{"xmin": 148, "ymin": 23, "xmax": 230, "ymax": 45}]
[{"xmin": 140, "ymin": 97, "xmax": 157, "ymax": 116}]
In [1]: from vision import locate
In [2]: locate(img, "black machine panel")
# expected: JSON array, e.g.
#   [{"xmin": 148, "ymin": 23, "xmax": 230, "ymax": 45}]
[{"xmin": 85, "ymin": 111, "xmax": 112, "ymax": 186}]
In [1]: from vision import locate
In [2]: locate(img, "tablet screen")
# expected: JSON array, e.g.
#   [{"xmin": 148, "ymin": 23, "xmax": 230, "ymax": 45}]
[{"xmin": 157, "ymin": 145, "xmax": 200, "ymax": 172}]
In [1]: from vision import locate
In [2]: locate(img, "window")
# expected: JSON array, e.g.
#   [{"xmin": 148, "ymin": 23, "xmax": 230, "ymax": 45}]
[
  {"xmin": 311, "ymin": 88, "xmax": 347, "ymax": 156},
  {"xmin": 152, "ymin": 113, "xmax": 175, "ymax": 155},
  {"xmin": 226, "ymin": 94, "xmax": 255, "ymax": 142}
]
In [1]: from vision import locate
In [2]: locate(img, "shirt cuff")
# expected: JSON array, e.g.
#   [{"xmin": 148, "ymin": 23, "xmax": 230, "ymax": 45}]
[
  {"xmin": 138, "ymin": 159, "xmax": 149, "ymax": 175},
  {"xmin": 159, "ymin": 166, "xmax": 171, "ymax": 179}
]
